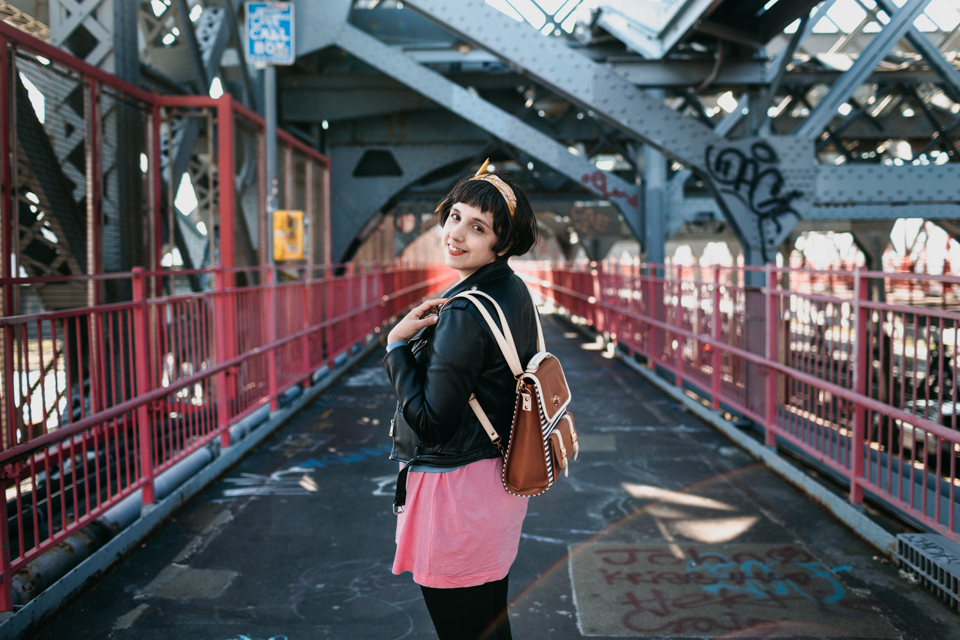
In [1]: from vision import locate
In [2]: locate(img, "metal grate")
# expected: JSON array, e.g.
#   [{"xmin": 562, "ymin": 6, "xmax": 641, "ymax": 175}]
[{"xmin": 896, "ymin": 533, "xmax": 960, "ymax": 611}]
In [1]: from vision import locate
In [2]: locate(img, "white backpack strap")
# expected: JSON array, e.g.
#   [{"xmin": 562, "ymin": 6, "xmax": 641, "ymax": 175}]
[
  {"xmin": 445, "ymin": 291, "xmax": 523, "ymax": 377},
  {"xmin": 469, "ymin": 394, "xmax": 503, "ymax": 454},
  {"xmin": 521, "ymin": 282, "xmax": 546, "ymax": 352},
  {"xmin": 532, "ymin": 303, "xmax": 545, "ymax": 353}
]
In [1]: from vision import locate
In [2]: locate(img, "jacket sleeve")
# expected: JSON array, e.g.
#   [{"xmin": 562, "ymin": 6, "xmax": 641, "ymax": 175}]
[{"xmin": 383, "ymin": 307, "xmax": 486, "ymax": 447}]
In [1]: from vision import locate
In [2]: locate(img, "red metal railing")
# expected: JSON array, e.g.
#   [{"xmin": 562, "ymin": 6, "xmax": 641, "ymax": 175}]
[
  {"xmin": 0, "ymin": 262, "xmax": 455, "ymax": 610},
  {"xmin": 519, "ymin": 260, "xmax": 960, "ymax": 544}
]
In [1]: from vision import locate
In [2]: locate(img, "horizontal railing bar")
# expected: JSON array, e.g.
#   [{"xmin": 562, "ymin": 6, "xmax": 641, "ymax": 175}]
[{"xmin": 0, "ymin": 272, "xmax": 450, "ymax": 465}]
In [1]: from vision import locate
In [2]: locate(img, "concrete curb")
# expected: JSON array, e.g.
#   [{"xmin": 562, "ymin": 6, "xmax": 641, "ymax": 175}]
[{"xmin": 0, "ymin": 338, "xmax": 383, "ymax": 640}]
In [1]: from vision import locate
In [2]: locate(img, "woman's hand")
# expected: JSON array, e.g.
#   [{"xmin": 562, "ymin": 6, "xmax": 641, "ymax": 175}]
[{"xmin": 387, "ymin": 298, "xmax": 448, "ymax": 344}]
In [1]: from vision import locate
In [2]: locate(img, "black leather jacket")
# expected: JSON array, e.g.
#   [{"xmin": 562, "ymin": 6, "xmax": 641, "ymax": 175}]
[{"xmin": 383, "ymin": 260, "xmax": 540, "ymax": 468}]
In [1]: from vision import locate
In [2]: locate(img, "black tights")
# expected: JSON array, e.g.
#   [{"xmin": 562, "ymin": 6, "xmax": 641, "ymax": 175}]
[{"xmin": 420, "ymin": 575, "xmax": 512, "ymax": 640}]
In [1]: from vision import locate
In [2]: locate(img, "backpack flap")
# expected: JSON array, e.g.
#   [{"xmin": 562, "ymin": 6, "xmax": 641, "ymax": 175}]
[{"xmin": 522, "ymin": 354, "xmax": 571, "ymax": 426}]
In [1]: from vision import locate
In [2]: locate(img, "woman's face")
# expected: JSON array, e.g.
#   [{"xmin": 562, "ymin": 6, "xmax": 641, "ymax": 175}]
[{"xmin": 442, "ymin": 202, "xmax": 500, "ymax": 280}]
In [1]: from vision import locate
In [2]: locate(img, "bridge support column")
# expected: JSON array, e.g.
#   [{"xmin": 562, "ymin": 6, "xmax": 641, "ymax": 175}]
[
  {"xmin": 644, "ymin": 142, "xmax": 667, "ymax": 266},
  {"xmin": 851, "ymin": 221, "xmax": 894, "ymax": 302}
]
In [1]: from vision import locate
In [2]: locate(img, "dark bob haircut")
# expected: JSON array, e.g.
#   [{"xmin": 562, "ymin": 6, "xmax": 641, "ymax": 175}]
[{"xmin": 435, "ymin": 172, "xmax": 540, "ymax": 261}]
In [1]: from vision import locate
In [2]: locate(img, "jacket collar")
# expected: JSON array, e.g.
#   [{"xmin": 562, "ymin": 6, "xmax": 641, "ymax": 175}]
[{"xmin": 443, "ymin": 260, "xmax": 514, "ymax": 298}]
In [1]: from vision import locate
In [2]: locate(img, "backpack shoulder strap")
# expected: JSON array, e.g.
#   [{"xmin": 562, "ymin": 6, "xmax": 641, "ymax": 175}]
[
  {"xmin": 531, "ymin": 300, "xmax": 545, "ymax": 353},
  {"xmin": 445, "ymin": 291, "xmax": 523, "ymax": 377}
]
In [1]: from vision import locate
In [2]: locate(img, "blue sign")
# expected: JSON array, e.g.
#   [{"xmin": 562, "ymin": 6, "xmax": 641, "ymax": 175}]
[{"xmin": 245, "ymin": 2, "xmax": 295, "ymax": 66}]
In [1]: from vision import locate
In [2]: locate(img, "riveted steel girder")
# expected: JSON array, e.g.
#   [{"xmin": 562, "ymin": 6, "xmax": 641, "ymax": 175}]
[
  {"xmin": 595, "ymin": 0, "xmax": 723, "ymax": 60},
  {"xmin": 402, "ymin": 0, "xmax": 815, "ymax": 260},
  {"xmin": 295, "ymin": 2, "xmax": 643, "ymax": 243},
  {"xmin": 816, "ymin": 163, "xmax": 960, "ymax": 205},
  {"xmin": 330, "ymin": 143, "xmax": 484, "ymax": 262},
  {"xmin": 673, "ymin": 162, "xmax": 960, "ymax": 227},
  {"xmin": 796, "ymin": 0, "xmax": 935, "ymax": 139},
  {"xmin": 810, "ymin": 204, "xmax": 960, "ymax": 220},
  {"xmin": 874, "ymin": 0, "xmax": 960, "ymax": 103},
  {"xmin": 404, "ymin": 0, "xmax": 721, "ymax": 170}
]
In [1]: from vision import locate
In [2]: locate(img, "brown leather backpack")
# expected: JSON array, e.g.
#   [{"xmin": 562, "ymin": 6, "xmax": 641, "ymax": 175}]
[{"xmin": 448, "ymin": 290, "xmax": 578, "ymax": 496}]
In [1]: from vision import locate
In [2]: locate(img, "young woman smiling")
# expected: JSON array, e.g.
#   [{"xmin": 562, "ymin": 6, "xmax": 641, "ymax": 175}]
[{"xmin": 383, "ymin": 163, "xmax": 540, "ymax": 640}]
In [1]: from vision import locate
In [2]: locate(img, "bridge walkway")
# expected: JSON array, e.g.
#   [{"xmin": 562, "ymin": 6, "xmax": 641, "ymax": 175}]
[{"xmin": 25, "ymin": 313, "xmax": 960, "ymax": 640}]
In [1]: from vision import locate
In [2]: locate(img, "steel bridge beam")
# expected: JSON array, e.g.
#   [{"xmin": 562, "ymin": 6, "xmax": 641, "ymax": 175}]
[
  {"xmin": 404, "ymin": 0, "xmax": 721, "ymax": 170},
  {"xmin": 816, "ymin": 163, "xmax": 960, "ymax": 205},
  {"xmin": 674, "ymin": 162, "xmax": 960, "ymax": 225},
  {"xmin": 384, "ymin": 53, "xmax": 949, "ymax": 91},
  {"xmin": 875, "ymin": 0, "xmax": 960, "ymax": 103},
  {"xmin": 330, "ymin": 143, "xmax": 485, "ymax": 262},
  {"xmin": 796, "ymin": 0, "xmax": 935, "ymax": 139},
  {"xmin": 403, "ymin": 0, "xmax": 817, "ymax": 263},
  {"xmin": 164, "ymin": 5, "xmax": 234, "ymax": 270},
  {"xmin": 295, "ymin": 0, "xmax": 643, "ymax": 246},
  {"xmin": 594, "ymin": 0, "xmax": 723, "ymax": 61}
]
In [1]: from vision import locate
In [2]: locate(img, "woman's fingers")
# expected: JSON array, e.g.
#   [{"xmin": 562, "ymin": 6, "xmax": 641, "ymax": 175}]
[
  {"xmin": 387, "ymin": 298, "xmax": 448, "ymax": 343},
  {"xmin": 417, "ymin": 298, "xmax": 448, "ymax": 318}
]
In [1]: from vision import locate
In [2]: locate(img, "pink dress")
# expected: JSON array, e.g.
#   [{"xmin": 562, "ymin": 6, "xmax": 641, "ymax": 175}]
[{"xmin": 393, "ymin": 457, "xmax": 529, "ymax": 588}]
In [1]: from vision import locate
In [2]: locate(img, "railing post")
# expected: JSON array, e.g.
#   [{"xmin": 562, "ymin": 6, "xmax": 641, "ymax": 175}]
[
  {"xmin": 590, "ymin": 261, "xmax": 601, "ymax": 330},
  {"xmin": 0, "ymin": 466, "xmax": 9, "ymax": 611},
  {"xmin": 132, "ymin": 268, "xmax": 155, "ymax": 506},
  {"xmin": 652, "ymin": 264, "xmax": 666, "ymax": 367},
  {"xmin": 325, "ymin": 265, "xmax": 335, "ymax": 369},
  {"xmin": 764, "ymin": 264, "xmax": 778, "ymax": 447},
  {"xmin": 213, "ymin": 267, "xmax": 232, "ymax": 447},
  {"xmin": 216, "ymin": 95, "xmax": 235, "ymax": 271},
  {"xmin": 644, "ymin": 265, "xmax": 655, "ymax": 366},
  {"xmin": 301, "ymin": 266, "xmax": 311, "ymax": 387},
  {"xmin": 267, "ymin": 267, "xmax": 279, "ymax": 411},
  {"xmin": 851, "ymin": 268, "xmax": 868, "ymax": 504},
  {"xmin": 0, "ymin": 34, "xmax": 18, "ymax": 460},
  {"xmin": 674, "ymin": 264, "xmax": 684, "ymax": 389},
  {"xmin": 0, "ymin": 47, "xmax": 9, "ymax": 597},
  {"xmin": 711, "ymin": 265, "xmax": 722, "ymax": 411}
]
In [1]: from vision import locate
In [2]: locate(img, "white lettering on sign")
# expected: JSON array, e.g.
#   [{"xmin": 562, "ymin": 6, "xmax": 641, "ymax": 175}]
[{"xmin": 245, "ymin": 2, "xmax": 294, "ymax": 65}]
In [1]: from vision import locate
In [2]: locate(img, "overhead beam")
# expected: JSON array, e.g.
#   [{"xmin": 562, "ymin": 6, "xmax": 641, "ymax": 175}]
[
  {"xmin": 796, "ymin": 0, "xmax": 935, "ymax": 139},
  {"xmin": 403, "ymin": 0, "xmax": 821, "ymax": 263},
  {"xmin": 404, "ymin": 0, "xmax": 722, "ymax": 170},
  {"xmin": 295, "ymin": 2, "xmax": 643, "ymax": 242},
  {"xmin": 596, "ymin": 0, "xmax": 724, "ymax": 60},
  {"xmin": 671, "ymin": 160, "xmax": 960, "ymax": 232},
  {"xmin": 875, "ymin": 0, "xmax": 960, "ymax": 104},
  {"xmin": 383, "ymin": 53, "xmax": 947, "ymax": 90},
  {"xmin": 330, "ymin": 143, "xmax": 485, "ymax": 261},
  {"xmin": 816, "ymin": 163, "xmax": 960, "ymax": 204}
]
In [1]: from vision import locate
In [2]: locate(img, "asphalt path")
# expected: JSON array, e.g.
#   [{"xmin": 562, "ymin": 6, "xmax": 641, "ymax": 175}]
[{"xmin": 26, "ymin": 312, "xmax": 960, "ymax": 640}]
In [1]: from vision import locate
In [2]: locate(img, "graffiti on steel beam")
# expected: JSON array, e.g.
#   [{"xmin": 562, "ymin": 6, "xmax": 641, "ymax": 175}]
[
  {"xmin": 581, "ymin": 171, "xmax": 640, "ymax": 209},
  {"xmin": 701, "ymin": 138, "xmax": 814, "ymax": 262},
  {"xmin": 705, "ymin": 141, "xmax": 802, "ymax": 260}
]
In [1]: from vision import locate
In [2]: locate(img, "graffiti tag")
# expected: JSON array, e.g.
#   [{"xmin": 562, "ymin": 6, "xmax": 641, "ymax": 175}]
[
  {"xmin": 705, "ymin": 141, "xmax": 803, "ymax": 259},
  {"xmin": 581, "ymin": 171, "xmax": 639, "ymax": 209},
  {"xmin": 572, "ymin": 543, "xmax": 889, "ymax": 637}
]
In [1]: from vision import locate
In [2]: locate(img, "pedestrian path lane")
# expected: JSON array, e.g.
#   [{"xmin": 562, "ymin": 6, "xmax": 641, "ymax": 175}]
[{"xmin": 27, "ymin": 313, "xmax": 960, "ymax": 640}]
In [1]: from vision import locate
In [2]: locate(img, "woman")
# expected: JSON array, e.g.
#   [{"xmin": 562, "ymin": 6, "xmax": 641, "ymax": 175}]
[{"xmin": 383, "ymin": 162, "xmax": 540, "ymax": 640}]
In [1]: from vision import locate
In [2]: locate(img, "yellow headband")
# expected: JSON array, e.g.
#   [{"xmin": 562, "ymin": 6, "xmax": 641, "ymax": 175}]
[{"xmin": 469, "ymin": 159, "xmax": 516, "ymax": 217}]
